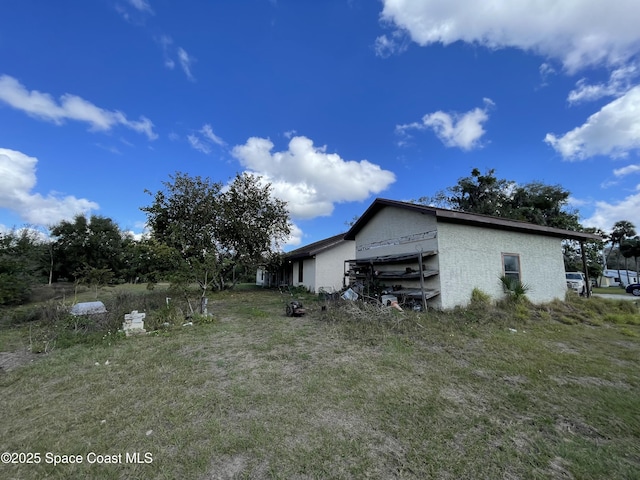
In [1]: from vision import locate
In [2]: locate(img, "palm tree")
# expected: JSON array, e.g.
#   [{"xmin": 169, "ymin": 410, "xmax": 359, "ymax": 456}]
[
  {"xmin": 633, "ymin": 240, "xmax": 640, "ymax": 283},
  {"xmin": 622, "ymin": 237, "xmax": 640, "ymax": 283},
  {"xmin": 608, "ymin": 220, "xmax": 636, "ymax": 287},
  {"xmin": 620, "ymin": 240, "xmax": 634, "ymax": 279}
]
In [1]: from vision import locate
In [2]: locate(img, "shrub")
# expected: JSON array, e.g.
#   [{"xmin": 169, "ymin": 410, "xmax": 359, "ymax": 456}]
[
  {"xmin": 148, "ymin": 305, "xmax": 186, "ymax": 329},
  {"xmin": 192, "ymin": 313, "xmax": 218, "ymax": 325},
  {"xmin": 470, "ymin": 288, "xmax": 492, "ymax": 307},
  {"xmin": 603, "ymin": 313, "xmax": 640, "ymax": 325},
  {"xmin": 499, "ymin": 275, "xmax": 531, "ymax": 302},
  {"xmin": 620, "ymin": 327, "xmax": 638, "ymax": 337}
]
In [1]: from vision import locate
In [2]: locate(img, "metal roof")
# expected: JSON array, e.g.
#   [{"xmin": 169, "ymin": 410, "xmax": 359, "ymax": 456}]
[{"xmin": 344, "ymin": 198, "xmax": 603, "ymax": 242}]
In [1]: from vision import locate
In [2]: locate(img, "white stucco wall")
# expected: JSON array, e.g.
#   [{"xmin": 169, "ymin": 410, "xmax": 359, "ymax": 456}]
[
  {"xmin": 255, "ymin": 267, "xmax": 265, "ymax": 286},
  {"xmin": 291, "ymin": 241, "xmax": 355, "ymax": 293},
  {"xmin": 292, "ymin": 259, "xmax": 316, "ymax": 291},
  {"xmin": 291, "ymin": 262, "xmax": 300, "ymax": 288},
  {"xmin": 303, "ymin": 258, "xmax": 316, "ymax": 291},
  {"xmin": 315, "ymin": 240, "xmax": 355, "ymax": 293},
  {"xmin": 436, "ymin": 222, "xmax": 567, "ymax": 308}
]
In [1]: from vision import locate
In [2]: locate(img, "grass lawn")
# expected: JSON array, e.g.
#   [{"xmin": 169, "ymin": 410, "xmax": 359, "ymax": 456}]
[
  {"xmin": 591, "ymin": 287, "xmax": 629, "ymax": 296},
  {"xmin": 1, "ymin": 289, "xmax": 639, "ymax": 479}
]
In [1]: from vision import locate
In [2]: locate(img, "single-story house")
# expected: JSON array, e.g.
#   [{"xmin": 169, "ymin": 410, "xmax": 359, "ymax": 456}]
[
  {"xmin": 257, "ymin": 233, "xmax": 355, "ymax": 293},
  {"xmin": 344, "ymin": 198, "xmax": 602, "ymax": 309}
]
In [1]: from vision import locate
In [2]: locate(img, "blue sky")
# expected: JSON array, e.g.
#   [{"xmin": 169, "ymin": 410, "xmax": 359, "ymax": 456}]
[{"xmin": 1, "ymin": 0, "xmax": 640, "ymax": 249}]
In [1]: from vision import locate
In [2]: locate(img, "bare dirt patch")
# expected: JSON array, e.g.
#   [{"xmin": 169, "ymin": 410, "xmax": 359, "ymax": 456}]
[
  {"xmin": 551, "ymin": 341, "xmax": 580, "ymax": 354},
  {"xmin": 502, "ymin": 374, "xmax": 529, "ymax": 386},
  {"xmin": 554, "ymin": 415, "xmax": 609, "ymax": 442},
  {"xmin": 547, "ymin": 456, "xmax": 575, "ymax": 479},
  {"xmin": 0, "ymin": 349, "xmax": 39, "ymax": 373},
  {"xmin": 204, "ymin": 454, "xmax": 257, "ymax": 480},
  {"xmin": 550, "ymin": 375, "xmax": 630, "ymax": 390},
  {"xmin": 439, "ymin": 385, "xmax": 491, "ymax": 412}
]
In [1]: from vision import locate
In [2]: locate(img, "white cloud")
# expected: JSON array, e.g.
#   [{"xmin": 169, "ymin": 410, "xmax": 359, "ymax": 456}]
[
  {"xmin": 539, "ymin": 62, "xmax": 556, "ymax": 87},
  {"xmin": 379, "ymin": 0, "xmax": 640, "ymax": 72},
  {"xmin": 396, "ymin": 98, "xmax": 493, "ymax": 151},
  {"xmin": 0, "ymin": 75, "xmax": 158, "ymax": 140},
  {"xmin": 614, "ymin": 164, "xmax": 640, "ymax": 177},
  {"xmin": 156, "ymin": 37, "xmax": 194, "ymax": 80},
  {"xmin": 567, "ymin": 196, "xmax": 589, "ymax": 208},
  {"xmin": 187, "ymin": 135, "xmax": 211, "ymax": 154},
  {"xmin": 200, "ymin": 124, "xmax": 225, "ymax": 146},
  {"xmin": 122, "ymin": 221, "xmax": 151, "ymax": 242},
  {"xmin": 600, "ymin": 180, "xmax": 619, "ymax": 189},
  {"xmin": 374, "ymin": 31, "xmax": 409, "ymax": 58},
  {"xmin": 583, "ymin": 186, "xmax": 640, "ymax": 232},
  {"xmin": 284, "ymin": 223, "xmax": 303, "ymax": 248},
  {"xmin": 95, "ymin": 143, "xmax": 122, "ymax": 155},
  {"xmin": 387, "ymin": 2, "xmax": 640, "ymax": 163},
  {"xmin": 127, "ymin": 0, "xmax": 154, "ymax": 14},
  {"xmin": 123, "ymin": 115, "xmax": 157, "ymax": 140},
  {"xmin": 188, "ymin": 124, "xmax": 226, "ymax": 154},
  {"xmin": 568, "ymin": 65, "xmax": 639, "ymax": 104},
  {"xmin": 158, "ymin": 35, "xmax": 175, "ymax": 69},
  {"xmin": 539, "ymin": 63, "xmax": 556, "ymax": 77},
  {"xmin": 116, "ymin": 0, "xmax": 154, "ymax": 23},
  {"xmin": 545, "ymin": 85, "xmax": 640, "ymax": 160},
  {"xmin": 231, "ymin": 136, "xmax": 396, "ymax": 219},
  {"xmin": 0, "ymin": 148, "xmax": 98, "ymax": 226},
  {"xmin": 177, "ymin": 48, "xmax": 195, "ymax": 81}
]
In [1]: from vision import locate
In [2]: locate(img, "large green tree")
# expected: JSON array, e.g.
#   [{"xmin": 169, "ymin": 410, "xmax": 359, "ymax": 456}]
[
  {"xmin": 422, "ymin": 168, "xmax": 513, "ymax": 217},
  {"xmin": 217, "ymin": 172, "xmax": 291, "ymax": 271},
  {"xmin": 142, "ymin": 173, "xmax": 222, "ymax": 305},
  {"xmin": 141, "ymin": 172, "xmax": 290, "ymax": 301},
  {"xmin": 509, "ymin": 182, "xmax": 581, "ymax": 230},
  {"xmin": 0, "ymin": 228, "xmax": 47, "ymax": 305},
  {"xmin": 120, "ymin": 236, "xmax": 180, "ymax": 285},
  {"xmin": 50, "ymin": 214, "xmax": 125, "ymax": 282},
  {"xmin": 420, "ymin": 168, "xmax": 581, "ymax": 230}
]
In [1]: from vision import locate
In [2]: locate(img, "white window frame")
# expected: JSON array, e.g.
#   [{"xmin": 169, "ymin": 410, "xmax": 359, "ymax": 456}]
[{"xmin": 502, "ymin": 253, "xmax": 521, "ymax": 282}]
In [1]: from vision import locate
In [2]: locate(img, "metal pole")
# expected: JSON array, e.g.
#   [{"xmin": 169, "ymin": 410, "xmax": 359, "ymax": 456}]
[
  {"xmin": 417, "ymin": 250, "xmax": 427, "ymax": 311},
  {"xmin": 580, "ymin": 241, "xmax": 591, "ymax": 298}
]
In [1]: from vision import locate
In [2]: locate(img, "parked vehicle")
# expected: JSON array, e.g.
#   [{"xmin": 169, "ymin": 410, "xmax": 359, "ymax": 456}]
[
  {"xmin": 566, "ymin": 272, "xmax": 589, "ymax": 296},
  {"xmin": 599, "ymin": 269, "xmax": 638, "ymax": 288},
  {"xmin": 625, "ymin": 283, "xmax": 640, "ymax": 296}
]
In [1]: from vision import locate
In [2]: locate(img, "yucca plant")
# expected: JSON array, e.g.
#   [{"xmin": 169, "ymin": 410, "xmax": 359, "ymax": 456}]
[{"xmin": 499, "ymin": 275, "xmax": 531, "ymax": 302}]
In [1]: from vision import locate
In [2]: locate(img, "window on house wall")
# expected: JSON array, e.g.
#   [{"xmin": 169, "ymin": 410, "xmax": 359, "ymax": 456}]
[
  {"xmin": 502, "ymin": 254, "xmax": 521, "ymax": 281},
  {"xmin": 298, "ymin": 261, "xmax": 304, "ymax": 283}
]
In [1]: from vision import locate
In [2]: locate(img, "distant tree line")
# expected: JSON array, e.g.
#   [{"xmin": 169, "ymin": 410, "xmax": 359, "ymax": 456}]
[
  {"xmin": 2, "ymin": 168, "xmax": 638, "ymax": 306},
  {"xmin": 0, "ymin": 172, "xmax": 291, "ymax": 307}
]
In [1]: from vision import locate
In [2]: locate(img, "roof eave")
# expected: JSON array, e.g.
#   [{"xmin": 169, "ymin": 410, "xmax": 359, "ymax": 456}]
[
  {"xmin": 345, "ymin": 198, "xmax": 603, "ymax": 242},
  {"xmin": 435, "ymin": 210, "xmax": 603, "ymax": 241},
  {"xmin": 283, "ymin": 233, "xmax": 348, "ymax": 260}
]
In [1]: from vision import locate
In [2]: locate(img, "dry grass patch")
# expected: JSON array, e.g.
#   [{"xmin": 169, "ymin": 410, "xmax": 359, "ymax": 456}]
[{"xmin": 1, "ymin": 288, "xmax": 639, "ymax": 479}]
